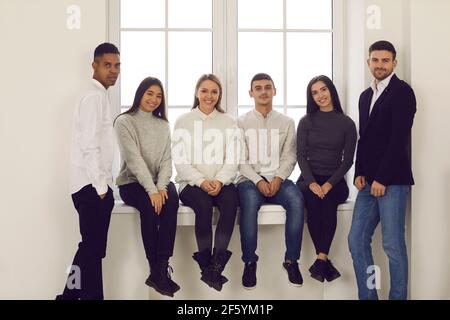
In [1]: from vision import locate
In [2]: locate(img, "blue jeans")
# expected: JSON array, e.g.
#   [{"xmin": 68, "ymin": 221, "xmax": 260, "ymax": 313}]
[
  {"xmin": 348, "ymin": 184, "xmax": 410, "ymax": 300},
  {"xmin": 238, "ymin": 179, "xmax": 305, "ymax": 263}
]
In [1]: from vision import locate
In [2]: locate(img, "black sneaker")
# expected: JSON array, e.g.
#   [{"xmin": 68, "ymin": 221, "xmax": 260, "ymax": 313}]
[
  {"xmin": 242, "ymin": 262, "xmax": 257, "ymax": 290},
  {"xmin": 282, "ymin": 261, "xmax": 303, "ymax": 287},
  {"xmin": 309, "ymin": 259, "xmax": 326, "ymax": 283},
  {"xmin": 324, "ymin": 259, "xmax": 341, "ymax": 282}
]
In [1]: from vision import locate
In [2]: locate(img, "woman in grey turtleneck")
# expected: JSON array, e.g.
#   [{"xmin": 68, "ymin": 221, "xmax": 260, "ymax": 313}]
[
  {"xmin": 297, "ymin": 75, "xmax": 357, "ymax": 283},
  {"xmin": 114, "ymin": 77, "xmax": 180, "ymax": 298}
]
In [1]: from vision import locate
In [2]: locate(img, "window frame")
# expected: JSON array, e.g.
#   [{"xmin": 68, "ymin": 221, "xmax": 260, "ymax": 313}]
[
  {"xmin": 108, "ymin": 0, "xmax": 344, "ymax": 115},
  {"xmin": 107, "ymin": 0, "xmax": 344, "ymax": 193}
]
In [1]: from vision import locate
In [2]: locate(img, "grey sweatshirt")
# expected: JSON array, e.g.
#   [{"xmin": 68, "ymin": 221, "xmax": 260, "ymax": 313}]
[
  {"xmin": 115, "ymin": 109, "xmax": 172, "ymax": 196},
  {"xmin": 297, "ymin": 110, "xmax": 357, "ymax": 186}
]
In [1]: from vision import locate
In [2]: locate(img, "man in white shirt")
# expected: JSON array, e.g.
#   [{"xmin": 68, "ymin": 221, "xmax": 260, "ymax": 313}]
[
  {"xmin": 237, "ymin": 73, "xmax": 305, "ymax": 289},
  {"xmin": 57, "ymin": 43, "xmax": 120, "ymax": 300}
]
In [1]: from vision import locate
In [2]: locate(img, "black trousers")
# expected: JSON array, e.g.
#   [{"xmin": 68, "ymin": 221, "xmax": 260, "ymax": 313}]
[
  {"xmin": 301, "ymin": 175, "xmax": 349, "ymax": 255},
  {"xmin": 179, "ymin": 184, "xmax": 238, "ymax": 252},
  {"xmin": 119, "ymin": 182, "xmax": 179, "ymax": 265},
  {"xmin": 60, "ymin": 184, "xmax": 114, "ymax": 300}
]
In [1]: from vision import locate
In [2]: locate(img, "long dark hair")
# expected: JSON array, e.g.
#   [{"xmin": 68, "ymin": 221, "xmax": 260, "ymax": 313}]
[
  {"xmin": 192, "ymin": 74, "xmax": 225, "ymax": 113},
  {"xmin": 306, "ymin": 75, "xmax": 343, "ymax": 115},
  {"xmin": 115, "ymin": 77, "xmax": 168, "ymax": 123}
]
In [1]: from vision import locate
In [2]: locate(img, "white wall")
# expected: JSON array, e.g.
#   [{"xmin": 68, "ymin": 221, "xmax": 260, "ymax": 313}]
[
  {"xmin": 410, "ymin": 0, "xmax": 450, "ymax": 300},
  {"xmin": 0, "ymin": 0, "xmax": 107, "ymax": 299}
]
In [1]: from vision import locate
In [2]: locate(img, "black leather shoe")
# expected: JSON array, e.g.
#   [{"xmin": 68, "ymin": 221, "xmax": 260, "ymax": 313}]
[{"xmin": 242, "ymin": 262, "xmax": 257, "ymax": 289}]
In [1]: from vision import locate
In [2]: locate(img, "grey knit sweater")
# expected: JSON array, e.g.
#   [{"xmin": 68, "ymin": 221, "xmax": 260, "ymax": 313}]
[
  {"xmin": 115, "ymin": 109, "xmax": 172, "ymax": 196},
  {"xmin": 297, "ymin": 110, "xmax": 357, "ymax": 186}
]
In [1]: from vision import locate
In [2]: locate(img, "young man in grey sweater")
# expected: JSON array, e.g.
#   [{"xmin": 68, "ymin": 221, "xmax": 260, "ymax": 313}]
[{"xmin": 237, "ymin": 73, "xmax": 305, "ymax": 289}]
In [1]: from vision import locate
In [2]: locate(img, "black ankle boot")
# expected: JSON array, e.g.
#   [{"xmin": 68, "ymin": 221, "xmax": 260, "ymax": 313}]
[
  {"xmin": 146, "ymin": 260, "xmax": 177, "ymax": 297},
  {"xmin": 192, "ymin": 249, "xmax": 212, "ymax": 275},
  {"xmin": 309, "ymin": 259, "xmax": 327, "ymax": 283},
  {"xmin": 202, "ymin": 249, "xmax": 232, "ymax": 292},
  {"xmin": 324, "ymin": 259, "xmax": 341, "ymax": 282},
  {"xmin": 149, "ymin": 261, "xmax": 180, "ymax": 293}
]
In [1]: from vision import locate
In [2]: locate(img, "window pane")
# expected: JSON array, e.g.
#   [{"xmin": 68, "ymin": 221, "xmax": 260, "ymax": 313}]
[
  {"xmin": 121, "ymin": 0, "xmax": 165, "ymax": 28},
  {"xmin": 168, "ymin": 0, "xmax": 212, "ymax": 28},
  {"xmin": 238, "ymin": 107, "xmax": 252, "ymax": 118},
  {"xmin": 238, "ymin": 0, "xmax": 283, "ymax": 29},
  {"xmin": 238, "ymin": 32, "xmax": 283, "ymax": 106},
  {"xmin": 286, "ymin": 107, "xmax": 306, "ymax": 128},
  {"xmin": 285, "ymin": 107, "xmax": 302, "ymax": 182},
  {"xmin": 168, "ymin": 107, "xmax": 191, "ymax": 131},
  {"xmin": 120, "ymin": 32, "xmax": 166, "ymax": 106},
  {"xmin": 168, "ymin": 32, "xmax": 212, "ymax": 106},
  {"xmin": 286, "ymin": 0, "xmax": 332, "ymax": 30},
  {"xmin": 286, "ymin": 32, "xmax": 332, "ymax": 106}
]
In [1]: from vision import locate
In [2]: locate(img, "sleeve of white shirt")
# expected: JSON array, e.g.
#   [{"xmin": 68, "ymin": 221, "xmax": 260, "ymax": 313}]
[
  {"xmin": 237, "ymin": 124, "xmax": 264, "ymax": 185},
  {"xmin": 214, "ymin": 124, "xmax": 239, "ymax": 185},
  {"xmin": 173, "ymin": 119, "xmax": 207, "ymax": 187},
  {"xmin": 275, "ymin": 118, "xmax": 297, "ymax": 180},
  {"xmin": 78, "ymin": 95, "xmax": 109, "ymax": 196},
  {"xmin": 115, "ymin": 118, "xmax": 159, "ymax": 196},
  {"xmin": 156, "ymin": 128, "xmax": 172, "ymax": 191}
]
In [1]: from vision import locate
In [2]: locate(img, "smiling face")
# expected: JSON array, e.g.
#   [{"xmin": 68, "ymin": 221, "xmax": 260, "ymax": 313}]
[
  {"xmin": 196, "ymin": 79, "xmax": 220, "ymax": 114},
  {"xmin": 311, "ymin": 80, "xmax": 333, "ymax": 111},
  {"xmin": 367, "ymin": 50, "xmax": 397, "ymax": 81},
  {"xmin": 139, "ymin": 84, "xmax": 162, "ymax": 113}
]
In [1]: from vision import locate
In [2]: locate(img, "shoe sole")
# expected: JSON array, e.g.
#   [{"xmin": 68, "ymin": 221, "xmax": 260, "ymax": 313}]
[
  {"xmin": 242, "ymin": 284, "xmax": 256, "ymax": 290},
  {"xmin": 325, "ymin": 273, "xmax": 341, "ymax": 282},
  {"xmin": 282, "ymin": 265, "xmax": 303, "ymax": 287},
  {"xmin": 145, "ymin": 279, "xmax": 175, "ymax": 297},
  {"xmin": 310, "ymin": 272, "xmax": 325, "ymax": 283},
  {"xmin": 170, "ymin": 284, "xmax": 181, "ymax": 293},
  {"xmin": 200, "ymin": 276, "xmax": 223, "ymax": 292}
]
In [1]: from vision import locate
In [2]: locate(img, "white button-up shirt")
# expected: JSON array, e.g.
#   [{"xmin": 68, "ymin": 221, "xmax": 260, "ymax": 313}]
[
  {"xmin": 369, "ymin": 72, "xmax": 395, "ymax": 115},
  {"xmin": 70, "ymin": 79, "xmax": 114, "ymax": 195}
]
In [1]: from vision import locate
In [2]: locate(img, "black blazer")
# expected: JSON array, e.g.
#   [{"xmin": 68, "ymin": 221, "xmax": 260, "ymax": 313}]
[{"xmin": 355, "ymin": 74, "xmax": 416, "ymax": 186}]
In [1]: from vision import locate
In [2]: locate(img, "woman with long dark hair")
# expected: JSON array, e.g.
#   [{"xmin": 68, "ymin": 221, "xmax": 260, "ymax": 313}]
[
  {"xmin": 297, "ymin": 75, "xmax": 357, "ymax": 283},
  {"xmin": 114, "ymin": 77, "xmax": 179, "ymax": 297}
]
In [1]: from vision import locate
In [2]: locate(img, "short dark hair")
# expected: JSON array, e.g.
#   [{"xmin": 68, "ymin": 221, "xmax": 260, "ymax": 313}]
[
  {"xmin": 306, "ymin": 75, "xmax": 343, "ymax": 115},
  {"xmin": 94, "ymin": 42, "xmax": 120, "ymax": 61},
  {"xmin": 250, "ymin": 73, "xmax": 275, "ymax": 90},
  {"xmin": 369, "ymin": 40, "xmax": 396, "ymax": 60}
]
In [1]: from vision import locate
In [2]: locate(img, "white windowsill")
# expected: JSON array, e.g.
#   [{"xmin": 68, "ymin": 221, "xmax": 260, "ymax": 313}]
[{"xmin": 113, "ymin": 200, "xmax": 355, "ymax": 226}]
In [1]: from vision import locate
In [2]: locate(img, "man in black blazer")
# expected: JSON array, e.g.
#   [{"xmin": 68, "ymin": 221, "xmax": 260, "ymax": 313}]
[{"xmin": 348, "ymin": 41, "xmax": 416, "ymax": 300}]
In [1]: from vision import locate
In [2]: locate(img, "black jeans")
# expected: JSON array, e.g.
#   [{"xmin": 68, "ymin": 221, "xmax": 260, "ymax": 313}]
[
  {"xmin": 60, "ymin": 184, "xmax": 114, "ymax": 300},
  {"xmin": 179, "ymin": 184, "xmax": 238, "ymax": 252},
  {"xmin": 119, "ymin": 182, "xmax": 179, "ymax": 265},
  {"xmin": 300, "ymin": 175, "xmax": 348, "ymax": 255}
]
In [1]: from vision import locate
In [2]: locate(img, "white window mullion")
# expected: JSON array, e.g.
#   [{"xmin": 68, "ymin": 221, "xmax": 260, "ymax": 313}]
[
  {"xmin": 165, "ymin": 0, "xmax": 169, "ymax": 108},
  {"xmin": 107, "ymin": 0, "xmax": 121, "ymax": 117},
  {"xmin": 283, "ymin": 0, "xmax": 287, "ymax": 115},
  {"xmin": 332, "ymin": 0, "xmax": 345, "ymax": 111},
  {"xmin": 225, "ymin": 0, "xmax": 238, "ymax": 117},
  {"xmin": 213, "ymin": 0, "xmax": 227, "ymax": 111}
]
